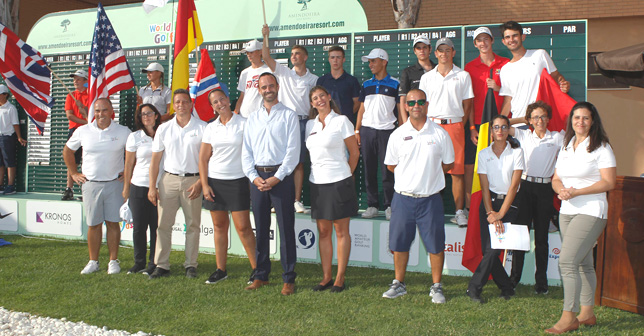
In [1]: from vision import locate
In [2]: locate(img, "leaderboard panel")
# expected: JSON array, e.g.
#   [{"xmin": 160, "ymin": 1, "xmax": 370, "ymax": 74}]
[{"xmin": 463, "ymin": 20, "xmax": 587, "ymax": 102}]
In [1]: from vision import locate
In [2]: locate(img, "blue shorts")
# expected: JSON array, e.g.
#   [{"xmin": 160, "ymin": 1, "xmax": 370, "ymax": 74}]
[
  {"xmin": 0, "ymin": 134, "xmax": 17, "ymax": 168},
  {"xmin": 298, "ymin": 118, "xmax": 308, "ymax": 164},
  {"xmin": 389, "ymin": 192, "xmax": 445, "ymax": 254}
]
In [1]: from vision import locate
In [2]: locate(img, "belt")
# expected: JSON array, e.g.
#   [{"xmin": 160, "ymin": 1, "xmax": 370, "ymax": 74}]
[
  {"xmin": 165, "ymin": 171, "xmax": 199, "ymax": 177},
  {"xmin": 398, "ymin": 191, "xmax": 430, "ymax": 198},
  {"xmin": 490, "ymin": 191, "xmax": 506, "ymax": 200},
  {"xmin": 256, "ymin": 164, "xmax": 281, "ymax": 173},
  {"xmin": 88, "ymin": 178, "xmax": 118, "ymax": 183},
  {"xmin": 297, "ymin": 115, "xmax": 309, "ymax": 121},
  {"xmin": 429, "ymin": 117, "xmax": 462, "ymax": 125},
  {"xmin": 522, "ymin": 174, "xmax": 552, "ymax": 184}
]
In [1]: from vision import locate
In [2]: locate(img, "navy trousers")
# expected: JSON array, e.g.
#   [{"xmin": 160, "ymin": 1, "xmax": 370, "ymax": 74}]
[
  {"xmin": 360, "ymin": 126, "xmax": 394, "ymax": 208},
  {"xmin": 250, "ymin": 171, "xmax": 297, "ymax": 283}
]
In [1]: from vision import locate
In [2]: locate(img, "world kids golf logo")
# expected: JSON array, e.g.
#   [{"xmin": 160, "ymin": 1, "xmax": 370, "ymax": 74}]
[
  {"xmin": 36, "ymin": 211, "xmax": 72, "ymax": 225},
  {"xmin": 149, "ymin": 22, "xmax": 173, "ymax": 45},
  {"xmin": 297, "ymin": 229, "xmax": 315, "ymax": 249}
]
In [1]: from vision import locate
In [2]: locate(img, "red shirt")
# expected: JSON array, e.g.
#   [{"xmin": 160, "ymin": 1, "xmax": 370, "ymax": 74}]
[
  {"xmin": 464, "ymin": 53, "xmax": 509, "ymax": 124},
  {"xmin": 64, "ymin": 89, "xmax": 89, "ymax": 129}
]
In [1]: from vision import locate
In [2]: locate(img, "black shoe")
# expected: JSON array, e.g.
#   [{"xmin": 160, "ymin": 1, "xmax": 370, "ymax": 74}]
[
  {"xmin": 466, "ymin": 289, "xmax": 482, "ymax": 303},
  {"xmin": 247, "ymin": 268, "xmax": 257, "ymax": 285},
  {"xmin": 127, "ymin": 264, "xmax": 146, "ymax": 274},
  {"xmin": 312, "ymin": 280, "xmax": 334, "ymax": 292},
  {"xmin": 148, "ymin": 267, "xmax": 170, "ymax": 279},
  {"xmin": 185, "ymin": 267, "xmax": 197, "ymax": 278},
  {"xmin": 535, "ymin": 286, "xmax": 549, "ymax": 295},
  {"xmin": 61, "ymin": 188, "xmax": 74, "ymax": 201},
  {"xmin": 205, "ymin": 269, "xmax": 228, "ymax": 284},
  {"xmin": 142, "ymin": 264, "xmax": 156, "ymax": 276},
  {"xmin": 330, "ymin": 284, "xmax": 345, "ymax": 293},
  {"xmin": 500, "ymin": 288, "xmax": 516, "ymax": 300}
]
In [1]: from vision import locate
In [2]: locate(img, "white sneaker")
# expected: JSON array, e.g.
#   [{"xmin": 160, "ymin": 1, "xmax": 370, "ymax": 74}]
[
  {"xmin": 80, "ymin": 260, "xmax": 99, "ymax": 274},
  {"xmin": 362, "ymin": 207, "xmax": 379, "ymax": 219},
  {"xmin": 429, "ymin": 282, "xmax": 446, "ymax": 303},
  {"xmin": 455, "ymin": 209, "xmax": 468, "ymax": 227},
  {"xmin": 294, "ymin": 201, "xmax": 305, "ymax": 213},
  {"xmin": 382, "ymin": 279, "xmax": 407, "ymax": 299},
  {"xmin": 385, "ymin": 207, "xmax": 392, "ymax": 221},
  {"xmin": 107, "ymin": 259, "xmax": 121, "ymax": 274}
]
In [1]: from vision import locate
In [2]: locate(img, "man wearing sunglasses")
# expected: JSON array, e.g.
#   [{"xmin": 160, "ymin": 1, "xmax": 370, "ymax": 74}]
[
  {"xmin": 383, "ymin": 89, "xmax": 454, "ymax": 302},
  {"xmin": 419, "ymin": 38, "xmax": 474, "ymax": 228}
]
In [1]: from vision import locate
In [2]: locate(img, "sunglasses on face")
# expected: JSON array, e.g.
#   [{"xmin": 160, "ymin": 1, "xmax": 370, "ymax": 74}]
[{"xmin": 406, "ymin": 99, "xmax": 427, "ymax": 107}]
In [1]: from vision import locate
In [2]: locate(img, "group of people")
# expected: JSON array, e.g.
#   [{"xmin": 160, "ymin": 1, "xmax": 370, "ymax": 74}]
[{"xmin": 59, "ymin": 20, "xmax": 615, "ymax": 333}]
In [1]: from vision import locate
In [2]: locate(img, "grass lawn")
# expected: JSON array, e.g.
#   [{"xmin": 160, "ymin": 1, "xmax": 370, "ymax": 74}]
[{"xmin": 0, "ymin": 235, "xmax": 642, "ymax": 335}]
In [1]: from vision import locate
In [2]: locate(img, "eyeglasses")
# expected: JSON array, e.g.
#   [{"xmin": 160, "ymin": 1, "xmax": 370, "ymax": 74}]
[
  {"xmin": 530, "ymin": 116, "xmax": 548, "ymax": 121},
  {"xmin": 141, "ymin": 111, "xmax": 155, "ymax": 117},
  {"xmin": 492, "ymin": 125, "xmax": 509, "ymax": 131},
  {"xmin": 406, "ymin": 99, "xmax": 427, "ymax": 107}
]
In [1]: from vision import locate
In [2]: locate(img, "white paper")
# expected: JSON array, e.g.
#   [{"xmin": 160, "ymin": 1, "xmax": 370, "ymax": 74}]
[
  {"xmin": 142, "ymin": 0, "xmax": 170, "ymax": 14},
  {"xmin": 488, "ymin": 223, "xmax": 530, "ymax": 251}
]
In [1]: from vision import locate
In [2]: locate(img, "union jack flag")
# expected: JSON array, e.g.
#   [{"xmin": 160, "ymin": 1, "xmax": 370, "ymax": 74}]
[
  {"xmin": 0, "ymin": 22, "xmax": 54, "ymax": 135},
  {"xmin": 189, "ymin": 49, "xmax": 225, "ymax": 122},
  {"xmin": 87, "ymin": 4, "xmax": 135, "ymax": 121}
]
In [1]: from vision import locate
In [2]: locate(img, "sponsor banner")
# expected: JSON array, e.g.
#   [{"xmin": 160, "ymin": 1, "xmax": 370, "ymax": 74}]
[
  {"xmin": 0, "ymin": 200, "xmax": 18, "ymax": 232},
  {"xmin": 547, "ymin": 233, "xmax": 562, "ymax": 280},
  {"xmin": 378, "ymin": 222, "xmax": 419, "ymax": 266},
  {"xmin": 295, "ymin": 218, "xmax": 317, "ymax": 260},
  {"xmin": 345, "ymin": 219, "xmax": 373, "ymax": 263},
  {"xmin": 443, "ymin": 226, "xmax": 468, "ymax": 271},
  {"xmin": 26, "ymin": 201, "xmax": 82, "ymax": 236},
  {"xmin": 250, "ymin": 213, "xmax": 277, "ymax": 255}
]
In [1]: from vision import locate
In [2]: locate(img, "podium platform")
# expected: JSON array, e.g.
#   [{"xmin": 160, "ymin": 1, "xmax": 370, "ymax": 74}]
[{"xmin": 0, "ymin": 192, "xmax": 563, "ymax": 286}]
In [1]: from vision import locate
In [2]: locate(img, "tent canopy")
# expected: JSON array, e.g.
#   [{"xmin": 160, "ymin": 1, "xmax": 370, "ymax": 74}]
[{"xmin": 595, "ymin": 43, "xmax": 644, "ymax": 88}]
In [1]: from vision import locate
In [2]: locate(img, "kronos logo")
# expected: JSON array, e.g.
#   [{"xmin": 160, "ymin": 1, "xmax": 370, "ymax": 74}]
[{"xmin": 36, "ymin": 211, "xmax": 72, "ymax": 225}]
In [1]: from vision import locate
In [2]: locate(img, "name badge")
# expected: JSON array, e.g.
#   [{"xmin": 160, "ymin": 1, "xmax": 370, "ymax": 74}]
[
  {"xmin": 309, "ymin": 132, "xmax": 317, "ymax": 136},
  {"xmin": 403, "ymin": 136, "xmax": 413, "ymax": 141}
]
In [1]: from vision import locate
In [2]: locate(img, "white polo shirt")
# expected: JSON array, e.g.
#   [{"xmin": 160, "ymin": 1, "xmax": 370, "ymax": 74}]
[
  {"xmin": 274, "ymin": 63, "xmax": 318, "ymax": 117},
  {"xmin": 555, "ymin": 137, "xmax": 616, "ymax": 219},
  {"xmin": 384, "ymin": 118, "xmax": 455, "ymax": 196},
  {"xmin": 138, "ymin": 85, "xmax": 172, "ymax": 115},
  {"xmin": 66, "ymin": 120, "xmax": 131, "ymax": 181},
  {"xmin": 418, "ymin": 65, "xmax": 474, "ymax": 119},
  {"xmin": 477, "ymin": 142, "xmax": 525, "ymax": 195},
  {"xmin": 499, "ymin": 49, "xmax": 557, "ymax": 120},
  {"xmin": 514, "ymin": 128, "xmax": 564, "ymax": 178},
  {"xmin": 0, "ymin": 101, "xmax": 18, "ymax": 136},
  {"xmin": 202, "ymin": 113, "xmax": 246, "ymax": 180},
  {"xmin": 237, "ymin": 64, "xmax": 271, "ymax": 118},
  {"xmin": 305, "ymin": 111, "xmax": 354, "ymax": 184},
  {"xmin": 126, "ymin": 130, "xmax": 164, "ymax": 188},
  {"xmin": 153, "ymin": 116, "xmax": 206, "ymax": 175}
]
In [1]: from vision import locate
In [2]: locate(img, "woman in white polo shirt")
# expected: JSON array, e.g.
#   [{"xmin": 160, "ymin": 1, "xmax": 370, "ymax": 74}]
[
  {"xmin": 198, "ymin": 89, "xmax": 257, "ymax": 285},
  {"xmin": 306, "ymin": 86, "xmax": 359, "ymax": 293},
  {"xmin": 122, "ymin": 104, "xmax": 163, "ymax": 275},
  {"xmin": 467, "ymin": 115, "xmax": 524, "ymax": 303},
  {"xmin": 137, "ymin": 62, "xmax": 172, "ymax": 121},
  {"xmin": 546, "ymin": 102, "xmax": 615, "ymax": 334}
]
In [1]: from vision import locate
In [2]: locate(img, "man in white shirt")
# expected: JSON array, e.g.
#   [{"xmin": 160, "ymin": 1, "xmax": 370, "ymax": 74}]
[
  {"xmin": 382, "ymin": 89, "xmax": 454, "ymax": 302},
  {"xmin": 0, "ymin": 85, "xmax": 27, "ymax": 195},
  {"xmin": 261, "ymin": 24, "xmax": 318, "ymax": 214},
  {"xmin": 242, "ymin": 73, "xmax": 301, "ymax": 296},
  {"xmin": 235, "ymin": 39, "xmax": 272, "ymax": 118},
  {"xmin": 63, "ymin": 98, "xmax": 131, "ymax": 275},
  {"xmin": 419, "ymin": 37, "xmax": 474, "ymax": 227},
  {"xmin": 148, "ymin": 89, "xmax": 206, "ymax": 279},
  {"xmin": 499, "ymin": 21, "xmax": 570, "ymax": 126}
]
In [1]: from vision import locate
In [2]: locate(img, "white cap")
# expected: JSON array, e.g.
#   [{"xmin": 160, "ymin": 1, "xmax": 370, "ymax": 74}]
[
  {"xmin": 242, "ymin": 40, "xmax": 262, "ymax": 53},
  {"xmin": 0, "ymin": 84, "xmax": 8, "ymax": 94},
  {"xmin": 142, "ymin": 62, "xmax": 164, "ymax": 73},
  {"xmin": 473, "ymin": 27, "xmax": 493, "ymax": 40},
  {"xmin": 361, "ymin": 48, "xmax": 389, "ymax": 62},
  {"xmin": 69, "ymin": 69, "xmax": 88, "ymax": 79},
  {"xmin": 413, "ymin": 35, "xmax": 431, "ymax": 47}
]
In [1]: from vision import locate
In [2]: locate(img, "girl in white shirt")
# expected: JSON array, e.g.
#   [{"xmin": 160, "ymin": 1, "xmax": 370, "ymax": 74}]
[
  {"xmin": 547, "ymin": 102, "xmax": 616, "ymax": 334},
  {"xmin": 467, "ymin": 115, "xmax": 524, "ymax": 303},
  {"xmin": 306, "ymin": 86, "xmax": 359, "ymax": 292},
  {"xmin": 122, "ymin": 104, "xmax": 162, "ymax": 275}
]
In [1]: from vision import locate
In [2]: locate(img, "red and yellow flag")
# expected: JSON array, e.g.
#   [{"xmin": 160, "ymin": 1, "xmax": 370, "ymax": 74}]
[{"xmin": 170, "ymin": 0, "xmax": 203, "ymax": 114}]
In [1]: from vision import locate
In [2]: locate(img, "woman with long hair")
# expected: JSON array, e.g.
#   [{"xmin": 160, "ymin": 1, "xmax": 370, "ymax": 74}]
[
  {"xmin": 122, "ymin": 104, "xmax": 162, "ymax": 275},
  {"xmin": 306, "ymin": 85, "xmax": 359, "ymax": 292},
  {"xmin": 466, "ymin": 114, "xmax": 524, "ymax": 302},
  {"xmin": 198, "ymin": 89, "xmax": 257, "ymax": 285},
  {"xmin": 546, "ymin": 102, "xmax": 616, "ymax": 334}
]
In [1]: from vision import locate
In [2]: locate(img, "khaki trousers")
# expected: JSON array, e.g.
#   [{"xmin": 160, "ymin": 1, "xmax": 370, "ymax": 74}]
[{"xmin": 154, "ymin": 173, "xmax": 202, "ymax": 270}]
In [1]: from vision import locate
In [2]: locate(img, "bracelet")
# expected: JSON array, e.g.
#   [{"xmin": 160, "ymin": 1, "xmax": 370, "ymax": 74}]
[
  {"xmin": 486, "ymin": 211, "xmax": 493, "ymax": 215},
  {"xmin": 470, "ymin": 125, "xmax": 476, "ymax": 130},
  {"xmin": 354, "ymin": 130, "xmax": 360, "ymax": 134}
]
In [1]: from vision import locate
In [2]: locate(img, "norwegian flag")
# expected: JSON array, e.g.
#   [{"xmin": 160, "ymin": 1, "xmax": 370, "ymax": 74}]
[
  {"xmin": 87, "ymin": 4, "xmax": 135, "ymax": 121},
  {"xmin": 189, "ymin": 49, "xmax": 221, "ymax": 121},
  {"xmin": 0, "ymin": 22, "xmax": 54, "ymax": 135}
]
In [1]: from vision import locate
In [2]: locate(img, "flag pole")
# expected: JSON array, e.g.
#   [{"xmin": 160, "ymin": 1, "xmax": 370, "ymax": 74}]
[
  {"xmin": 46, "ymin": 65, "xmax": 77, "ymax": 103},
  {"xmin": 261, "ymin": 0, "xmax": 267, "ymax": 25}
]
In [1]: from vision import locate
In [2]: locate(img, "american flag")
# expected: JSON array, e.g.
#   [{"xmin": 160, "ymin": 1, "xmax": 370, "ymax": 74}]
[
  {"xmin": 0, "ymin": 22, "xmax": 54, "ymax": 135},
  {"xmin": 87, "ymin": 4, "xmax": 135, "ymax": 121}
]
